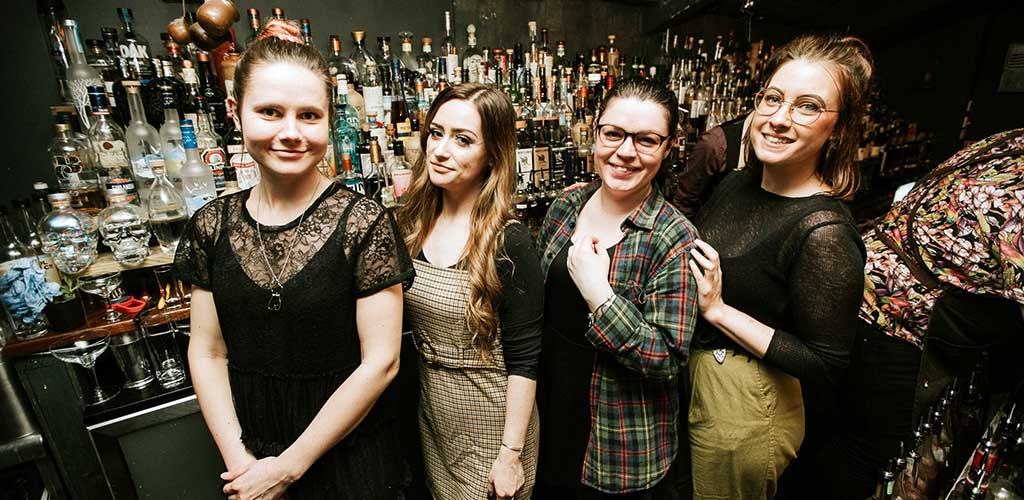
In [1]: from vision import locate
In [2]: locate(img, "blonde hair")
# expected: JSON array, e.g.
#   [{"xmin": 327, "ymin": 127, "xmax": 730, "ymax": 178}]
[
  {"xmin": 397, "ymin": 84, "xmax": 517, "ymax": 360},
  {"xmin": 750, "ymin": 34, "xmax": 875, "ymax": 199}
]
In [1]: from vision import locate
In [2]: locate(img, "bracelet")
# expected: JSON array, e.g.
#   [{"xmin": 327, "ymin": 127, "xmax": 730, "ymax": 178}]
[
  {"xmin": 501, "ymin": 442, "xmax": 523, "ymax": 453},
  {"xmin": 587, "ymin": 294, "xmax": 615, "ymax": 328}
]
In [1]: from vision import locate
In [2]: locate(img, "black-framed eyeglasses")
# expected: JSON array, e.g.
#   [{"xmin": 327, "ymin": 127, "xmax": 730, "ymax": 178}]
[
  {"xmin": 753, "ymin": 89, "xmax": 839, "ymax": 126},
  {"xmin": 595, "ymin": 124, "xmax": 670, "ymax": 155}
]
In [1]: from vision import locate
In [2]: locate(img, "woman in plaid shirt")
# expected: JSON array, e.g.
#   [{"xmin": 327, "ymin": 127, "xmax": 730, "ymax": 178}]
[{"xmin": 535, "ymin": 78, "xmax": 700, "ymax": 499}]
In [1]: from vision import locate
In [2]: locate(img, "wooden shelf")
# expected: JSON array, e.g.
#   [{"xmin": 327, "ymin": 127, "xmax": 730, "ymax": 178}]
[
  {"xmin": 1, "ymin": 305, "xmax": 190, "ymax": 359},
  {"xmin": 79, "ymin": 248, "xmax": 176, "ymax": 278}
]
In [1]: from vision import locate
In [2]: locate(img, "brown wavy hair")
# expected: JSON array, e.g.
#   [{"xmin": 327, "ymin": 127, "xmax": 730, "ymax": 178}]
[
  {"xmin": 749, "ymin": 34, "xmax": 874, "ymax": 199},
  {"xmin": 396, "ymin": 84, "xmax": 518, "ymax": 360}
]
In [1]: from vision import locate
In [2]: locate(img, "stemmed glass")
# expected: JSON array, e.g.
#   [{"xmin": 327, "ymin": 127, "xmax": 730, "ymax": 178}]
[
  {"xmin": 79, "ymin": 271, "xmax": 125, "ymax": 322},
  {"xmin": 49, "ymin": 335, "xmax": 119, "ymax": 406}
]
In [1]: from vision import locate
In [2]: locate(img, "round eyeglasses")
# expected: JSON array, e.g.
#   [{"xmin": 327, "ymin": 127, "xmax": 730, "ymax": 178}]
[
  {"xmin": 595, "ymin": 124, "xmax": 670, "ymax": 155},
  {"xmin": 753, "ymin": 90, "xmax": 839, "ymax": 126}
]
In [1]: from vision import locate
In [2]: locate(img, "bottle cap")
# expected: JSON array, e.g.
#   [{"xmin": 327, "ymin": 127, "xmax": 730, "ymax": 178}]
[
  {"xmin": 34, "ymin": 182, "xmax": 50, "ymax": 192},
  {"xmin": 106, "ymin": 188, "xmax": 128, "ymax": 200},
  {"xmin": 47, "ymin": 192, "xmax": 71, "ymax": 203}
]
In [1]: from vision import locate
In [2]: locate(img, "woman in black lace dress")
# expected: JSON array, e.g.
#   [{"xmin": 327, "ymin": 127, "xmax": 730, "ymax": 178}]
[{"xmin": 174, "ymin": 31, "xmax": 414, "ymax": 500}]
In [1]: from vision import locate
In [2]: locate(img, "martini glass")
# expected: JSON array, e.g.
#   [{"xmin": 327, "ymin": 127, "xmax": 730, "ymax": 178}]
[
  {"xmin": 49, "ymin": 336, "xmax": 119, "ymax": 405},
  {"xmin": 79, "ymin": 271, "xmax": 124, "ymax": 322}
]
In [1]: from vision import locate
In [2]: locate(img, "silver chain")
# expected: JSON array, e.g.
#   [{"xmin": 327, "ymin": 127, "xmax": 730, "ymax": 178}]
[{"xmin": 254, "ymin": 176, "xmax": 323, "ymax": 310}]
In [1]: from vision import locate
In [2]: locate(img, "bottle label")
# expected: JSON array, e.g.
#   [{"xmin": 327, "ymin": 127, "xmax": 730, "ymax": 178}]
[
  {"xmin": 227, "ymin": 144, "xmax": 244, "ymax": 154},
  {"xmin": 106, "ymin": 177, "xmax": 139, "ymax": 203},
  {"xmin": 533, "ymin": 146, "xmax": 551, "ymax": 187},
  {"xmin": 515, "ymin": 148, "xmax": 534, "ymax": 192},
  {"xmin": 202, "ymin": 147, "xmax": 228, "ymax": 189},
  {"xmin": 396, "ymin": 121, "xmax": 412, "ymax": 138},
  {"xmin": 359, "ymin": 153, "xmax": 373, "ymax": 176},
  {"xmin": 231, "ymin": 152, "xmax": 260, "ymax": 190},
  {"xmin": 104, "ymin": 81, "xmax": 118, "ymax": 107},
  {"xmin": 392, "ymin": 170, "xmax": 413, "ymax": 197},
  {"xmin": 131, "ymin": 153, "xmax": 160, "ymax": 179},
  {"xmin": 97, "ymin": 140, "xmax": 131, "ymax": 169},
  {"xmin": 464, "ymin": 55, "xmax": 484, "ymax": 83},
  {"xmin": 446, "ymin": 54, "xmax": 460, "ymax": 81},
  {"xmin": 551, "ymin": 145, "xmax": 572, "ymax": 184},
  {"xmin": 185, "ymin": 193, "xmax": 215, "ymax": 216},
  {"xmin": 363, "ymin": 86, "xmax": 384, "ymax": 118},
  {"xmin": 52, "ymin": 153, "xmax": 85, "ymax": 181}
]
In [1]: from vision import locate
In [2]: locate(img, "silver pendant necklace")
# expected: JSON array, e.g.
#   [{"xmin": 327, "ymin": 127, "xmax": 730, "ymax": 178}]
[{"xmin": 255, "ymin": 177, "xmax": 323, "ymax": 311}]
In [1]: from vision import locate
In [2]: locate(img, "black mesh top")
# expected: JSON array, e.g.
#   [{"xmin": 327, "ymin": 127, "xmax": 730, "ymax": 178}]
[
  {"xmin": 693, "ymin": 168, "xmax": 866, "ymax": 397},
  {"xmin": 174, "ymin": 182, "xmax": 415, "ymax": 500}
]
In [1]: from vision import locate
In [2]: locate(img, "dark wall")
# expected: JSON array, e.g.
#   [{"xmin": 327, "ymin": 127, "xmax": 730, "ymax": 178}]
[{"xmin": 7, "ymin": 0, "xmax": 647, "ymax": 205}]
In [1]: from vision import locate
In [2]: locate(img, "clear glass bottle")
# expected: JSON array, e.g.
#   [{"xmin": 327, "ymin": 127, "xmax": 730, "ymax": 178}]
[
  {"xmin": 123, "ymin": 81, "xmax": 163, "ymax": 207},
  {"xmin": 87, "ymin": 86, "xmax": 139, "ymax": 204},
  {"xmin": 159, "ymin": 90, "xmax": 186, "ymax": 186},
  {"xmin": 398, "ymin": 32, "xmax": 419, "ymax": 72},
  {"xmin": 194, "ymin": 97, "xmax": 227, "ymax": 194},
  {"xmin": 362, "ymin": 59, "xmax": 385, "ymax": 124},
  {"xmin": 38, "ymin": 0, "xmax": 71, "ymax": 103},
  {"xmin": 225, "ymin": 123, "xmax": 260, "ymax": 190},
  {"xmin": 327, "ymin": 35, "xmax": 357, "ymax": 84},
  {"xmin": 299, "ymin": 18, "xmax": 313, "ymax": 46},
  {"xmin": 30, "ymin": 183, "xmax": 51, "ymax": 222},
  {"xmin": 63, "ymin": 19, "xmax": 104, "ymax": 130},
  {"xmin": 147, "ymin": 160, "xmax": 188, "ymax": 253},
  {"xmin": 334, "ymin": 77, "xmax": 363, "ymax": 177},
  {"xmin": 49, "ymin": 116, "xmax": 103, "ymax": 212},
  {"xmin": 441, "ymin": 11, "xmax": 459, "ymax": 83},
  {"xmin": 116, "ymin": 8, "xmax": 155, "ymax": 81},
  {"xmin": 98, "ymin": 188, "xmax": 150, "ymax": 265},
  {"xmin": 389, "ymin": 141, "xmax": 412, "ymax": 206},
  {"xmin": 0, "ymin": 205, "xmax": 33, "ymax": 262},
  {"xmin": 417, "ymin": 37, "xmax": 435, "ymax": 82},
  {"xmin": 338, "ymin": 153, "xmax": 364, "ymax": 195},
  {"xmin": 178, "ymin": 120, "xmax": 217, "ymax": 216},
  {"xmin": 463, "ymin": 24, "xmax": 484, "ymax": 84},
  {"xmin": 37, "ymin": 192, "xmax": 98, "ymax": 276},
  {"xmin": 349, "ymin": 31, "xmax": 377, "ymax": 88}
]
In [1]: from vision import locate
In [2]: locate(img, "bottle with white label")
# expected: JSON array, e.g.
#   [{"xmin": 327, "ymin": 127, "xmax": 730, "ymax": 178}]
[
  {"xmin": 158, "ymin": 91, "xmax": 186, "ymax": 186},
  {"xmin": 225, "ymin": 125, "xmax": 260, "ymax": 190},
  {"xmin": 178, "ymin": 120, "xmax": 217, "ymax": 216},
  {"xmin": 122, "ymin": 81, "xmax": 162, "ymax": 207},
  {"xmin": 87, "ymin": 85, "xmax": 139, "ymax": 204},
  {"xmin": 463, "ymin": 25, "xmax": 484, "ymax": 84},
  {"xmin": 362, "ymin": 60, "xmax": 384, "ymax": 123},
  {"xmin": 193, "ymin": 96, "xmax": 227, "ymax": 194}
]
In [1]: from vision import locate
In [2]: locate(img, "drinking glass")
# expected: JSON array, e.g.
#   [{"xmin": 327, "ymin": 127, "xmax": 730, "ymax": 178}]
[
  {"xmin": 140, "ymin": 310, "xmax": 186, "ymax": 388},
  {"xmin": 50, "ymin": 335, "xmax": 119, "ymax": 405},
  {"xmin": 153, "ymin": 265, "xmax": 185, "ymax": 310},
  {"xmin": 109, "ymin": 330, "xmax": 155, "ymax": 390},
  {"xmin": 79, "ymin": 271, "xmax": 125, "ymax": 322}
]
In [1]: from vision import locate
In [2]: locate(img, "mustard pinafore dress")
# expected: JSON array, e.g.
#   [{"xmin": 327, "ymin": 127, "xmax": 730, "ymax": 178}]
[{"xmin": 405, "ymin": 257, "xmax": 539, "ymax": 500}]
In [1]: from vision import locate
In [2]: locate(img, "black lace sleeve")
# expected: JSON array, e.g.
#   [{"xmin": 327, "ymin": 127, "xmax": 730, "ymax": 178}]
[
  {"xmin": 173, "ymin": 199, "xmax": 227, "ymax": 289},
  {"xmin": 498, "ymin": 222, "xmax": 544, "ymax": 380},
  {"xmin": 347, "ymin": 199, "xmax": 415, "ymax": 297},
  {"xmin": 763, "ymin": 213, "xmax": 866, "ymax": 391}
]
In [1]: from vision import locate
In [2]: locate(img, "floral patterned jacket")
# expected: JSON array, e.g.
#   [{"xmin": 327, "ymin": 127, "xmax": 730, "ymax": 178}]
[{"xmin": 860, "ymin": 129, "xmax": 1024, "ymax": 348}]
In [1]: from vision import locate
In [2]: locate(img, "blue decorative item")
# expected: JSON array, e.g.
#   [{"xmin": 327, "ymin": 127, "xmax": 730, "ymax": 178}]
[{"xmin": 1, "ymin": 257, "xmax": 61, "ymax": 340}]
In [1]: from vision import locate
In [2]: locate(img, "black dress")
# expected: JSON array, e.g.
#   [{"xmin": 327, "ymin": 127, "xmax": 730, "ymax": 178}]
[{"xmin": 174, "ymin": 182, "xmax": 415, "ymax": 500}]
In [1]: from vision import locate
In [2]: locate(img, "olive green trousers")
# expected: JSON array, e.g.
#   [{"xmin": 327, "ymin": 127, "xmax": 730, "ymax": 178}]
[{"xmin": 688, "ymin": 349, "xmax": 805, "ymax": 500}]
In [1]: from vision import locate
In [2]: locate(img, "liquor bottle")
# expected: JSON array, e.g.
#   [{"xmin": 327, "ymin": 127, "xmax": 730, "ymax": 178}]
[
  {"xmin": 358, "ymin": 129, "xmax": 372, "ymax": 177},
  {"xmin": 271, "ymin": 7, "xmax": 285, "ymax": 20},
  {"xmin": 339, "ymin": 153, "xmax": 364, "ymax": 194},
  {"xmin": 159, "ymin": 90, "xmax": 187, "ymax": 186},
  {"xmin": 576, "ymin": 129, "xmax": 595, "ymax": 181},
  {"xmin": 30, "ymin": 183, "xmax": 52, "ymax": 222},
  {"xmin": 417, "ymin": 37, "xmax": 435, "ymax": 81},
  {"xmin": 220, "ymin": 164, "xmax": 241, "ymax": 196},
  {"xmin": 146, "ymin": 160, "xmax": 188, "ymax": 253},
  {"xmin": 539, "ymin": 28, "xmax": 553, "ymax": 71},
  {"xmin": 378, "ymin": 35, "xmax": 403, "ymax": 71},
  {"xmin": 225, "ymin": 120, "xmax": 260, "ymax": 190},
  {"xmin": 181, "ymin": 60, "xmax": 201, "ymax": 125},
  {"xmin": 123, "ymin": 81, "xmax": 163, "ymax": 207},
  {"xmin": 553, "ymin": 41, "xmax": 569, "ymax": 78},
  {"xmin": 86, "ymin": 38, "xmax": 125, "ymax": 122},
  {"xmin": 362, "ymin": 60, "xmax": 385, "ymax": 124},
  {"xmin": 349, "ymin": 31, "xmax": 377, "ymax": 88},
  {"xmin": 196, "ymin": 52, "xmax": 229, "ymax": 137},
  {"xmin": 88, "ymin": 86, "xmax": 139, "ymax": 204},
  {"xmin": 162, "ymin": 35, "xmax": 187, "ymax": 79},
  {"xmin": 0, "ymin": 205, "xmax": 33, "ymax": 262},
  {"xmin": 871, "ymin": 459, "xmax": 896, "ymax": 500},
  {"xmin": 334, "ymin": 77, "xmax": 363, "ymax": 177},
  {"xmin": 390, "ymin": 59, "xmax": 411, "ymax": 130},
  {"xmin": 97, "ymin": 188, "xmax": 150, "ymax": 265},
  {"xmin": 441, "ymin": 11, "xmax": 459, "ymax": 83},
  {"xmin": 364, "ymin": 137, "xmax": 386, "ymax": 200},
  {"xmin": 244, "ymin": 8, "xmax": 261, "ymax": 49},
  {"xmin": 327, "ymin": 35, "xmax": 358, "ymax": 84},
  {"xmin": 435, "ymin": 58, "xmax": 450, "ymax": 92},
  {"xmin": 549, "ymin": 118, "xmax": 575, "ymax": 188},
  {"xmin": 607, "ymin": 35, "xmax": 620, "ymax": 77},
  {"xmin": 532, "ymin": 118, "xmax": 551, "ymax": 190},
  {"xmin": 463, "ymin": 24, "xmax": 484, "ymax": 84},
  {"xmin": 116, "ymin": 8, "xmax": 155, "ymax": 81},
  {"xmin": 63, "ymin": 19, "xmax": 104, "ymax": 130},
  {"xmin": 515, "ymin": 120, "xmax": 535, "ymax": 193},
  {"xmin": 49, "ymin": 116, "xmax": 103, "ymax": 211},
  {"xmin": 37, "ymin": 192, "xmax": 99, "ymax": 276},
  {"xmin": 389, "ymin": 141, "xmax": 413, "ymax": 206},
  {"xmin": 398, "ymin": 32, "xmax": 419, "ymax": 72},
  {"xmin": 144, "ymin": 60, "xmax": 186, "ymax": 128},
  {"xmin": 193, "ymin": 97, "xmax": 228, "ymax": 194},
  {"xmin": 526, "ymin": 21, "xmax": 539, "ymax": 71},
  {"xmin": 10, "ymin": 199, "xmax": 42, "ymax": 254},
  {"xmin": 405, "ymin": 118, "xmax": 423, "ymax": 165},
  {"xmin": 38, "ymin": 0, "xmax": 71, "ymax": 103},
  {"xmin": 299, "ymin": 18, "xmax": 313, "ymax": 46},
  {"xmin": 178, "ymin": 120, "xmax": 217, "ymax": 215}
]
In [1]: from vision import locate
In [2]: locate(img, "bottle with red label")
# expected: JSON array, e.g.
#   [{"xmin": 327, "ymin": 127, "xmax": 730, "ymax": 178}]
[{"xmin": 194, "ymin": 96, "xmax": 227, "ymax": 194}]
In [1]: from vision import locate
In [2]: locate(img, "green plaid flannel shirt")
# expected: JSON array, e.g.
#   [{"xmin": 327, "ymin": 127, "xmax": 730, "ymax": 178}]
[{"xmin": 538, "ymin": 181, "xmax": 699, "ymax": 493}]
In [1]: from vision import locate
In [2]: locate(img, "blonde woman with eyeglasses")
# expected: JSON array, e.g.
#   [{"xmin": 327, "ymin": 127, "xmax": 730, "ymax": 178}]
[{"xmin": 685, "ymin": 34, "xmax": 874, "ymax": 500}]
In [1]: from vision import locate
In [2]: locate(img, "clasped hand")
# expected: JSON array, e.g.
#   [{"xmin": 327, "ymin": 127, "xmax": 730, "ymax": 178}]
[
  {"xmin": 222, "ymin": 456, "xmax": 296, "ymax": 500},
  {"xmin": 687, "ymin": 239, "xmax": 726, "ymax": 321}
]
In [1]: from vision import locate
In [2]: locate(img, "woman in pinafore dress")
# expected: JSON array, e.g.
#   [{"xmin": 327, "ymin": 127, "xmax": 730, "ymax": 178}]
[
  {"xmin": 398, "ymin": 84, "xmax": 544, "ymax": 500},
  {"xmin": 176, "ymin": 31, "xmax": 414, "ymax": 500}
]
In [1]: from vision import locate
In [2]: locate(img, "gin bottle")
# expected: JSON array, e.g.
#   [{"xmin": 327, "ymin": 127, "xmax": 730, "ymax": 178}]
[
  {"xmin": 97, "ymin": 188, "xmax": 150, "ymax": 265},
  {"xmin": 147, "ymin": 161, "xmax": 188, "ymax": 253},
  {"xmin": 123, "ymin": 81, "xmax": 163, "ymax": 206}
]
